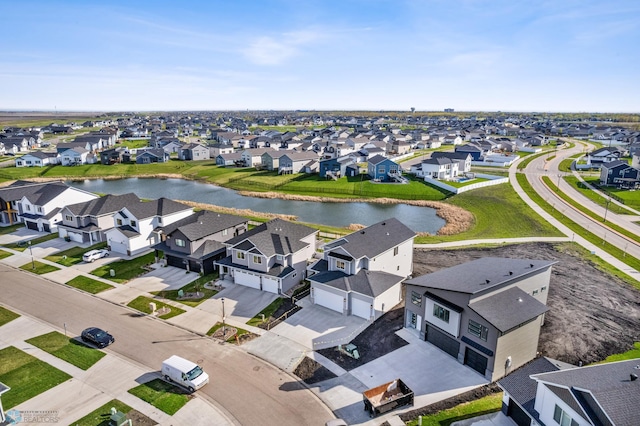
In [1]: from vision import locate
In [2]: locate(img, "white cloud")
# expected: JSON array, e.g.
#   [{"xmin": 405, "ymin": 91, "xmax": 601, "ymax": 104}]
[{"xmin": 242, "ymin": 29, "xmax": 327, "ymax": 65}]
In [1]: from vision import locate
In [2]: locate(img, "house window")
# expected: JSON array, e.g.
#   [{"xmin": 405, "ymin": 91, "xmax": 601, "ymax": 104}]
[
  {"xmin": 378, "ymin": 166, "xmax": 385, "ymax": 174},
  {"xmin": 553, "ymin": 405, "xmax": 579, "ymax": 426},
  {"xmin": 236, "ymin": 251, "xmax": 245, "ymax": 260},
  {"xmin": 336, "ymin": 260, "xmax": 345, "ymax": 270},
  {"xmin": 468, "ymin": 319, "xmax": 488, "ymax": 341},
  {"xmin": 393, "ymin": 246, "xmax": 399, "ymax": 256},
  {"xmin": 65, "ymin": 215, "xmax": 73, "ymax": 221},
  {"xmin": 36, "ymin": 206, "xmax": 43, "ymax": 213},
  {"xmin": 25, "ymin": 205, "xmax": 30, "ymax": 211},
  {"xmin": 116, "ymin": 218, "xmax": 123, "ymax": 226},
  {"xmin": 222, "ymin": 229, "xmax": 228, "ymax": 236},
  {"xmin": 541, "ymin": 286, "xmax": 547, "ymax": 292},
  {"xmin": 158, "ymin": 217, "xmax": 162, "ymax": 224},
  {"xmin": 175, "ymin": 239, "xmax": 186, "ymax": 247},
  {"xmin": 433, "ymin": 304, "xmax": 450, "ymax": 323},
  {"xmin": 411, "ymin": 291, "xmax": 422, "ymax": 306},
  {"xmin": 533, "ymin": 289, "xmax": 539, "ymax": 295},
  {"xmin": 130, "ymin": 220, "xmax": 137, "ymax": 227},
  {"xmin": 409, "ymin": 312, "xmax": 417, "ymax": 328},
  {"xmin": 253, "ymin": 255, "xmax": 262, "ymax": 264}
]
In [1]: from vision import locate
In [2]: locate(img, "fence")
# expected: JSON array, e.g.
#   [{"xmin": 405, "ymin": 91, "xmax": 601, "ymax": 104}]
[{"xmin": 424, "ymin": 173, "xmax": 509, "ymax": 194}]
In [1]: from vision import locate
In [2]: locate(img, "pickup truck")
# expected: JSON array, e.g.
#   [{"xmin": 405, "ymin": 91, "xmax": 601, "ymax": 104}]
[{"xmin": 362, "ymin": 378, "xmax": 414, "ymax": 417}]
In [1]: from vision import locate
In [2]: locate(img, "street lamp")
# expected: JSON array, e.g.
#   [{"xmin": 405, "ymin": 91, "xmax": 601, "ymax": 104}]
[
  {"xmin": 603, "ymin": 198, "xmax": 611, "ymax": 223},
  {"xmin": 221, "ymin": 297, "xmax": 226, "ymax": 336},
  {"xmin": 28, "ymin": 241, "xmax": 35, "ymax": 270}
]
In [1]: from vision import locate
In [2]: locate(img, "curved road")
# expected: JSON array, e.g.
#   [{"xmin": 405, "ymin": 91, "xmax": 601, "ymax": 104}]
[{"xmin": 0, "ymin": 263, "xmax": 333, "ymax": 426}]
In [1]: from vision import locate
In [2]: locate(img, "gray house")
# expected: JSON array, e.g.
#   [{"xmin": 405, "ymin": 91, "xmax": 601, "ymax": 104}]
[
  {"xmin": 278, "ymin": 151, "xmax": 319, "ymax": 174},
  {"xmin": 153, "ymin": 211, "xmax": 248, "ymax": 274},
  {"xmin": 178, "ymin": 143, "xmax": 209, "ymax": 161},
  {"xmin": 404, "ymin": 257, "xmax": 556, "ymax": 381}
]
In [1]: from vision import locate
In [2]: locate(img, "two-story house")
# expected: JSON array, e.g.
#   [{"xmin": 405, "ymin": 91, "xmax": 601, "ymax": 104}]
[
  {"xmin": 307, "ymin": 218, "xmax": 416, "ymax": 320},
  {"xmin": 215, "ymin": 218, "xmax": 318, "ymax": 294},
  {"xmin": 430, "ymin": 152, "xmax": 472, "ymax": 174},
  {"xmin": 153, "ymin": 211, "xmax": 248, "ymax": 274},
  {"xmin": 404, "ymin": 257, "xmax": 556, "ymax": 381},
  {"xmin": 418, "ymin": 156, "xmax": 459, "ymax": 180},
  {"xmin": 59, "ymin": 147, "xmax": 95, "ymax": 166},
  {"xmin": 178, "ymin": 143, "xmax": 209, "ymax": 161},
  {"xmin": 104, "ymin": 198, "xmax": 193, "ymax": 256},
  {"xmin": 367, "ymin": 154, "xmax": 403, "ymax": 182},
  {"xmin": 57, "ymin": 193, "xmax": 141, "ymax": 244},
  {"xmin": 599, "ymin": 160, "xmax": 639, "ymax": 187},
  {"xmin": 278, "ymin": 151, "xmax": 319, "ymax": 174}
]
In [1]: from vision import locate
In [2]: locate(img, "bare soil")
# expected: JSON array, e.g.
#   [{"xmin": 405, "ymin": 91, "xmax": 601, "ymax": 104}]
[
  {"xmin": 293, "ymin": 357, "xmax": 337, "ymax": 385},
  {"xmin": 126, "ymin": 409, "xmax": 158, "ymax": 426}
]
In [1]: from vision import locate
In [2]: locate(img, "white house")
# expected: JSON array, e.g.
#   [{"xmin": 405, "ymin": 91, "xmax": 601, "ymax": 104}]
[
  {"xmin": 415, "ymin": 157, "xmax": 459, "ymax": 179},
  {"xmin": 307, "ymin": 218, "xmax": 416, "ymax": 320},
  {"xmin": 105, "ymin": 198, "xmax": 193, "ymax": 256},
  {"xmin": 59, "ymin": 147, "xmax": 94, "ymax": 166},
  {"xmin": 15, "ymin": 151, "xmax": 59, "ymax": 167}
]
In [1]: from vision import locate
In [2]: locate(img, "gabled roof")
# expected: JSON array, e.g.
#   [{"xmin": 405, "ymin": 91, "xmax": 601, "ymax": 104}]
[
  {"xmin": 64, "ymin": 193, "xmax": 141, "ymax": 217},
  {"xmin": 422, "ymin": 157, "xmax": 455, "ymax": 165},
  {"xmin": 431, "ymin": 151, "xmax": 472, "ymax": 161},
  {"xmin": 160, "ymin": 210, "xmax": 246, "ymax": 241},
  {"xmin": 311, "ymin": 269, "xmax": 403, "ymax": 297},
  {"xmin": 323, "ymin": 218, "xmax": 415, "ymax": 260},
  {"xmin": 0, "ymin": 180, "xmax": 70, "ymax": 205},
  {"xmin": 601, "ymin": 160, "xmax": 632, "ymax": 170},
  {"xmin": 224, "ymin": 218, "xmax": 316, "ymax": 257},
  {"xmin": 469, "ymin": 286, "xmax": 548, "ymax": 332},
  {"xmin": 124, "ymin": 198, "xmax": 191, "ymax": 220},
  {"xmin": 404, "ymin": 257, "xmax": 557, "ymax": 295},
  {"xmin": 20, "ymin": 151, "xmax": 57, "ymax": 159},
  {"xmin": 367, "ymin": 154, "xmax": 394, "ymax": 165},
  {"xmin": 532, "ymin": 359, "xmax": 640, "ymax": 426}
]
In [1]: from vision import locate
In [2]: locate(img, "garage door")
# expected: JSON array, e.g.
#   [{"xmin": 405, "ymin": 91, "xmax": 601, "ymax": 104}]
[
  {"xmin": 313, "ymin": 287, "xmax": 343, "ymax": 313},
  {"xmin": 426, "ymin": 325, "xmax": 460, "ymax": 358},
  {"xmin": 351, "ymin": 298, "xmax": 371, "ymax": 319},
  {"xmin": 166, "ymin": 255, "xmax": 185, "ymax": 269},
  {"xmin": 235, "ymin": 270, "xmax": 261, "ymax": 290},
  {"xmin": 507, "ymin": 399, "xmax": 531, "ymax": 426},
  {"xmin": 464, "ymin": 347, "xmax": 488, "ymax": 376},
  {"xmin": 109, "ymin": 239, "xmax": 129, "ymax": 255},
  {"xmin": 26, "ymin": 221, "xmax": 38, "ymax": 230},
  {"xmin": 69, "ymin": 232, "xmax": 84, "ymax": 243},
  {"xmin": 262, "ymin": 277, "xmax": 279, "ymax": 294},
  {"xmin": 43, "ymin": 223, "xmax": 50, "ymax": 232}
]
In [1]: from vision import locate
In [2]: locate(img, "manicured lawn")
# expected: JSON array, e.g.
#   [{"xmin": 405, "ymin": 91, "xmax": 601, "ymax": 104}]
[
  {"xmin": 2, "ymin": 233, "xmax": 58, "ymax": 251},
  {"xmin": 121, "ymin": 138, "xmax": 151, "ymax": 149},
  {"xmin": 70, "ymin": 399, "xmax": 133, "ymax": 426},
  {"xmin": 601, "ymin": 342, "xmax": 640, "ymax": 363},
  {"xmin": 0, "ymin": 249, "xmax": 13, "ymax": 260},
  {"xmin": 151, "ymin": 273, "xmax": 218, "ymax": 307},
  {"xmin": 19, "ymin": 260, "xmax": 61, "ymax": 275},
  {"xmin": 441, "ymin": 177, "xmax": 490, "ymax": 189},
  {"xmin": 45, "ymin": 242, "xmax": 108, "ymax": 266},
  {"xmin": 90, "ymin": 252, "xmax": 156, "ymax": 283},
  {"xmin": 601, "ymin": 184, "xmax": 640, "ymax": 209},
  {"xmin": 0, "ymin": 346, "xmax": 72, "ymax": 409},
  {"xmin": 127, "ymin": 295, "xmax": 185, "ymax": 319},
  {"xmin": 247, "ymin": 298, "xmax": 284, "ymax": 327},
  {"xmin": 65, "ymin": 276, "xmax": 114, "ymax": 294},
  {"xmin": 0, "ymin": 306, "xmax": 20, "ymax": 326},
  {"xmin": 406, "ymin": 393, "xmax": 503, "ymax": 426},
  {"xmin": 0, "ymin": 224, "xmax": 23, "ymax": 235},
  {"xmin": 26, "ymin": 331, "xmax": 106, "ymax": 370},
  {"xmin": 128, "ymin": 378, "xmax": 192, "ymax": 415},
  {"xmin": 564, "ymin": 176, "xmax": 634, "ymax": 215}
]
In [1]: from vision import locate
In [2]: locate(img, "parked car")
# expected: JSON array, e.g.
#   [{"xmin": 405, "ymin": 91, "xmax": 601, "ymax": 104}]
[
  {"xmin": 82, "ymin": 249, "xmax": 109, "ymax": 262},
  {"xmin": 81, "ymin": 327, "xmax": 114, "ymax": 348}
]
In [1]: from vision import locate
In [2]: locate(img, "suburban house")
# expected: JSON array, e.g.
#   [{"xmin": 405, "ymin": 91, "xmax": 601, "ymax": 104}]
[
  {"xmin": 153, "ymin": 211, "xmax": 248, "ymax": 274},
  {"xmin": 261, "ymin": 150, "xmax": 288, "ymax": 171},
  {"xmin": 0, "ymin": 180, "xmax": 97, "ymax": 232},
  {"xmin": 100, "ymin": 147, "xmax": 131, "ymax": 165},
  {"xmin": 136, "ymin": 148, "xmax": 170, "ymax": 164},
  {"xmin": 455, "ymin": 144, "xmax": 485, "ymax": 161},
  {"xmin": 499, "ymin": 357, "xmax": 640, "ymax": 426},
  {"xmin": 57, "ymin": 193, "xmax": 141, "ymax": 244},
  {"xmin": 599, "ymin": 160, "xmax": 640, "ymax": 187},
  {"xmin": 208, "ymin": 143, "xmax": 234, "ymax": 158},
  {"xmin": 403, "ymin": 257, "xmax": 556, "ymax": 381},
  {"xmin": 178, "ymin": 143, "xmax": 209, "ymax": 161},
  {"xmin": 431, "ymin": 152, "xmax": 472, "ymax": 174},
  {"xmin": 215, "ymin": 152, "xmax": 243, "ymax": 166},
  {"xmin": 319, "ymin": 155, "xmax": 359, "ymax": 179},
  {"xmin": 59, "ymin": 147, "xmax": 95, "ymax": 166},
  {"xmin": 240, "ymin": 148, "xmax": 275, "ymax": 167},
  {"xmin": 307, "ymin": 218, "xmax": 416, "ymax": 320},
  {"xmin": 15, "ymin": 151, "xmax": 59, "ymax": 167},
  {"xmin": 367, "ymin": 155, "xmax": 403, "ymax": 182},
  {"xmin": 586, "ymin": 147, "xmax": 622, "ymax": 167},
  {"xmin": 104, "ymin": 198, "xmax": 193, "ymax": 256},
  {"xmin": 215, "ymin": 218, "xmax": 318, "ymax": 294},
  {"xmin": 416, "ymin": 157, "xmax": 459, "ymax": 180},
  {"xmin": 278, "ymin": 151, "xmax": 319, "ymax": 174}
]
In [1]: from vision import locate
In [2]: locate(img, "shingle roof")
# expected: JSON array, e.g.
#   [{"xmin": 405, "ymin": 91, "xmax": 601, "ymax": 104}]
[
  {"xmin": 404, "ymin": 257, "xmax": 556, "ymax": 294},
  {"xmin": 311, "ymin": 269, "xmax": 403, "ymax": 297},
  {"xmin": 65, "ymin": 193, "xmax": 141, "ymax": 217},
  {"xmin": 160, "ymin": 211, "xmax": 246, "ymax": 241},
  {"xmin": 0, "ymin": 180, "xmax": 69, "ymax": 204},
  {"xmin": 422, "ymin": 157, "xmax": 454, "ymax": 165},
  {"xmin": 124, "ymin": 198, "xmax": 191, "ymax": 220},
  {"xmin": 224, "ymin": 218, "xmax": 316, "ymax": 257},
  {"xmin": 367, "ymin": 154, "xmax": 391, "ymax": 165},
  {"xmin": 469, "ymin": 287, "xmax": 548, "ymax": 332},
  {"xmin": 532, "ymin": 359, "xmax": 640, "ymax": 426},
  {"xmin": 431, "ymin": 151, "xmax": 471, "ymax": 160},
  {"xmin": 323, "ymin": 218, "xmax": 415, "ymax": 260}
]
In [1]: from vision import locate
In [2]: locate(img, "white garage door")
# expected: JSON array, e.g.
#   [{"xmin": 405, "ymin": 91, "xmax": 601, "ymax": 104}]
[
  {"xmin": 314, "ymin": 287, "xmax": 344, "ymax": 313},
  {"xmin": 109, "ymin": 239, "xmax": 129, "ymax": 255},
  {"xmin": 235, "ymin": 270, "xmax": 261, "ymax": 290},
  {"xmin": 351, "ymin": 298, "xmax": 372, "ymax": 320},
  {"xmin": 262, "ymin": 277, "xmax": 279, "ymax": 294},
  {"xmin": 68, "ymin": 232, "xmax": 83, "ymax": 243}
]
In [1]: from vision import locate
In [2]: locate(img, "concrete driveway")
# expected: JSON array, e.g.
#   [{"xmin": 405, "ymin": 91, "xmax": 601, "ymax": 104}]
[
  {"xmin": 199, "ymin": 280, "xmax": 278, "ymax": 322},
  {"xmin": 29, "ymin": 237, "xmax": 87, "ymax": 258},
  {"xmin": 0, "ymin": 226, "xmax": 41, "ymax": 244},
  {"xmin": 271, "ymin": 297, "xmax": 369, "ymax": 350},
  {"xmin": 126, "ymin": 265, "xmax": 198, "ymax": 293}
]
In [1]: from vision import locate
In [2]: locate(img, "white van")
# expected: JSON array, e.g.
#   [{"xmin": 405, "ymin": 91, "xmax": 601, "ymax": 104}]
[{"xmin": 161, "ymin": 355, "xmax": 209, "ymax": 392}]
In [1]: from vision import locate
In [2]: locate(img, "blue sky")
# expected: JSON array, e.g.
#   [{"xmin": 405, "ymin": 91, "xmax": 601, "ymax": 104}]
[{"xmin": 1, "ymin": 0, "xmax": 639, "ymax": 112}]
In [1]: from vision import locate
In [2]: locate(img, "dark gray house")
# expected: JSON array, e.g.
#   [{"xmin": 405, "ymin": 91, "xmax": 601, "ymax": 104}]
[
  {"xmin": 153, "ymin": 211, "xmax": 248, "ymax": 274},
  {"xmin": 136, "ymin": 148, "xmax": 169, "ymax": 164},
  {"xmin": 404, "ymin": 257, "xmax": 556, "ymax": 381},
  {"xmin": 599, "ymin": 160, "xmax": 639, "ymax": 187}
]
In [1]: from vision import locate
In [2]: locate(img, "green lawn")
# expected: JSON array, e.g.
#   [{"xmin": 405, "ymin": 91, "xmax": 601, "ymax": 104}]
[
  {"xmin": 0, "ymin": 224, "xmax": 23, "ymax": 235},
  {"xmin": 19, "ymin": 260, "xmax": 61, "ymax": 274},
  {"xmin": 26, "ymin": 331, "xmax": 106, "ymax": 370},
  {"xmin": 0, "ymin": 306, "xmax": 20, "ymax": 326},
  {"xmin": 127, "ymin": 295, "xmax": 185, "ymax": 319},
  {"xmin": 247, "ymin": 298, "xmax": 284, "ymax": 327},
  {"xmin": 0, "ymin": 249, "xmax": 13, "ymax": 260},
  {"xmin": 65, "ymin": 276, "xmax": 114, "ymax": 294},
  {"xmin": 70, "ymin": 399, "xmax": 133, "ymax": 426},
  {"xmin": 406, "ymin": 393, "xmax": 503, "ymax": 426},
  {"xmin": 121, "ymin": 138, "xmax": 151, "ymax": 149},
  {"xmin": 601, "ymin": 342, "xmax": 640, "ymax": 362},
  {"xmin": 150, "ymin": 273, "xmax": 218, "ymax": 307},
  {"xmin": 45, "ymin": 242, "xmax": 108, "ymax": 266},
  {"xmin": 565, "ymin": 176, "xmax": 634, "ymax": 215},
  {"xmin": 128, "ymin": 378, "xmax": 192, "ymax": 415},
  {"xmin": 0, "ymin": 346, "xmax": 71, "ymax": 409},
  {"xmin": 207, "ymin": 322, "xmax": 252, "ymax": 343},
  {"xmin": 2, "ymin": 233, "xmax": 58, "ymax": 251},
  {"xmin": 600, "ymin": 184, "xmax": 640, "ymax": 209},
  {"xmin": 90, "ymin": 252, "xmax": 156, "ymax": 283}
]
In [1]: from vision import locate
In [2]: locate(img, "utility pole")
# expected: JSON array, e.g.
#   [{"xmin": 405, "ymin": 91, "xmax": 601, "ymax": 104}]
[{"xmin": 603, "ymin": 198, "xmax": 611, "ymax": 223}]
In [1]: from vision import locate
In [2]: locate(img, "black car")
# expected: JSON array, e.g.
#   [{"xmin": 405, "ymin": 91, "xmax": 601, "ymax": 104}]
[{"xmin": 81, "ymin": 327, "xmax": 115, "ymax": 348}]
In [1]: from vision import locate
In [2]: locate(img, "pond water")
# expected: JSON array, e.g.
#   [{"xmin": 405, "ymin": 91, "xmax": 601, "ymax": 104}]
[{"xmin": 68, "ymin": 178, "xmax": 446, "ymax": 233}]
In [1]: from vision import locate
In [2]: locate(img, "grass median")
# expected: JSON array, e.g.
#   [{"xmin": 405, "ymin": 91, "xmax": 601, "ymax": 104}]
[
  {"xmin": 46, "ymin": 242, "xmax": 108, "ymax": 266},
  {"xmin": 127, "ymin": 295, "xmax": 185, "ymax": 319},
  {"xmin": 2, "ymin": 233, "xmax": 58, "ymax": 251},
  {"xmin": 65, "ymin": 276, "xmax": 114, "ymax": 294},
  {"xmin": 128, "ymin": 378, "xmax": 192, "ymax": 415},
  {"xmin": 90, "ymin": 252, "xmax": 156, "ymax": 283},
  {"xmin": 406, "ymin": 393, "xmax": 503, "ymax": 426},
  {"xmin": 70, "ymin": 399, "xmax": 133, "ymax": 426},
  {"xmin": 151, "ymin": 273, "xmax": 218, "ymax": 307},
  {"xmin": 0, "ymin": 249, "xmax": 13, "ymax": 260},
  {"xmin": 19, "ymin": 260, "xmax": 60, "ymax": 274},
  {"xmin": 26, "ymin": 331, "xmax": 106, "ymax": 370},
  {"xmin": 0, "ymin": 306, "xmax": 20, "ymax": 326}
]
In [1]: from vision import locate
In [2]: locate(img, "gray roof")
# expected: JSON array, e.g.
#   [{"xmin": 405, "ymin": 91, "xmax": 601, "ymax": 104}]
[
  {"xmin": 469, "ymin": 287, "xmax": 548, "ymax": 332},
  {"xmin": 323, "ymin": 218, "xmax": 415, "ymax": 260},
  {"xmin": 280, "ymin": 151, "xmax": 319, "ymax": 161},
  {"xmin": 65, "ymin": 193, "xmax": 141, "ymax": 217},
  {"xmin": 20, "ymin": 151, "xmax": 57, "ymax": 159},
  {"xmin": 422, "ymin": 157, "xmax": 454, "ymax": 165},
  {"xmin": 311, "ymin": 269, "xmax": 403, "ymax": 297},
  {"xmin": 405, "ymin": 257, "xmax": 556, "ymax": 295},
  {"xmin": 367, "ymin": 154, "xmax": 392, "ymax": 165},
  {"xmin": 124, "ymin": 198, "xmax": 191, "ymax": 220},
  {"xmin": 116, "ymin": 225, "xmax": 140, "ymax": 237},
  {"xmin": 224, "ymin": 218, "xmax": 316, "ymax": 257},
  {"xmin": 160, "ymin": 211, "xmax": 246, "ymax": 241},
  {"xmin": 190, "ymin": 239, "xmax": 226, "ymax": 259},
  {"xmin": 0, "ymin": 180, "xmax": 70, "ymax": 205},
  {"xmin": 431, "ymin": 151, "xmax": 471, "ymax": 160},
  {"xmin": 532, "ymin": 359, "xmax": 640, "ymax": 426}
]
